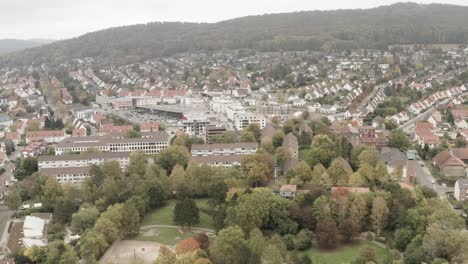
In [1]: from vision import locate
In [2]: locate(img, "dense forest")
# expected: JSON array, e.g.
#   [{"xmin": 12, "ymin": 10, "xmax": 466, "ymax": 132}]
[
  {"xmin": 0, "ymin": 39, "xmax": 53, "ymax": 55},
  {"xmin": 2, "ymin": 2, "xmax": 468, "ymax": 66}
]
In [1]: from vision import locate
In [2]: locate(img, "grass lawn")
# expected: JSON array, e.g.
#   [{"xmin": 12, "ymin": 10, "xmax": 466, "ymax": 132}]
[
  {"xmin": 137, "ymin": 226, "xmax": 199, "ymax": 246},
  {"xmin": 136, "ymin": 199, "xmax": 215, "ymax": 246},
  {"xmin": 425, "ymin": 160, "xmax": 440, "ymax": 179},
  {"xmin": 140, "ymin": 199, "xmax": 214, "ymax": 229},
  {"xmin": 302, "ymin": 240, "xmax": 394, "ymax": 264}
]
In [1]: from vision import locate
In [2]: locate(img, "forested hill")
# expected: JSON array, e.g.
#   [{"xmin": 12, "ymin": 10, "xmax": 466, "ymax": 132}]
[
  {"xmin": 2, "ymin": 2, "xmax": 468, "ymax": 66},
  {"xmin": 0, "ymin": 39, "xmax": 54, "ymax": 55}
]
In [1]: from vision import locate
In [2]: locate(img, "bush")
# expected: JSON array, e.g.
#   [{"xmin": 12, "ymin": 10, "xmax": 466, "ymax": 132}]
[
  {"xmin": 295, "ymin": 229, "xmax": 313, "ymax": 250},
  {"xmin": 282, "ymin": 234, "xmax": 295, "ymax": 250}
]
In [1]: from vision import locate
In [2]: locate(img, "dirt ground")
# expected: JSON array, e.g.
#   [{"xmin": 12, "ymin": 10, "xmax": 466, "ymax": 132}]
[{"xmin": 99, "ymin": 240, "xmax": 164, "ymax": 264}]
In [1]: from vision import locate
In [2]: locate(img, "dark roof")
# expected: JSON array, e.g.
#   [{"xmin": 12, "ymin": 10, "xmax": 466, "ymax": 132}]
[
  {"xmin": 40, "ymin": 166, "xmax": 91, "ymax": 175},
  {"xmin": 38, "ymin": 152, "xmax": 130, "ymax": 162},
  {"xmin": 190, "ymin": 154, "xmax": 245, "ymax": 164},
  {"xmin": 191, "ymin": 142, "xmax": 258, "ymax": 151}
]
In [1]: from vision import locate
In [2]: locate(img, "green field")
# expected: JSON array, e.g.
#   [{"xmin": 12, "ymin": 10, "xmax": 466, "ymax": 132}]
[
  {"xmin": 140, "ymin": 199, "xmax": 214, "ymax": 229},
  {"xmin": 303, "ymin": 240, "xmax": 394, "ymax": 264},
  {"xmin": 136, "ymin": 199, "xmax": 215, "ymax": 246}
]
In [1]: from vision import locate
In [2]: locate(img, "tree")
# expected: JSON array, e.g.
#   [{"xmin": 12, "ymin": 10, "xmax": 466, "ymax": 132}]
[
  {"xmin": 353, "ymin": 246, "xmax": 377, "ymax": 264},
  {"xmin": 70, "ymin": 204, "xmax": 100, "ymax": 234},
  {"xmin": 312, "ymin": 195, "xmax": 336, "ymax": 223},
  {"xmin": 240, "ymin": 131, "xmax": 256, "ymax": 142},
  {"xmin": 246, "ymin": 123, "xmax": 262, "ymax": 142},
  {"xmin": 423, "ymin": 223, "xmax": 468, "ymax": 262},
  {"xmin": 261, "ymin": 245, "xmax": 284, "ymax": 264},
  {"xmin": 174, "ymin": 199, "xmax": 200, "ymax": 229},
  {"xmin": 371, "ymin": 196, "xmax": 389, "ymax": 236},
  {"xmin": 121, "ymin": 202, "xmax": 141, "ymax": 237},
  {"xmin": 275, "ymin": 147, "xmax": 291, "ymax": 176},
  {"xmin": 315, "ymin": 220, "xmax": 339, "ymax": 249},
  {"xmin": 327, "ymin": 158, "xmax": 352, "ymax": 186},
  {"xmin": 155, "ymin": 246, "xmax": 177, "ymax": 264},
  {"xmin": 272, "ymin": 132, "xmax": 284, "ymax": 148},
  {"xmin": 4, "ymin": 139, "xmax": 14, "ymax": 155},
  {"xmin": 241, "ymin": 153, "xmax": 274, "ymax": 187},
  {"xmin": 176, "ymin": 237, "xmax": 201, "ymax": 255},
  {"xmin": 210, "ymin": 226, "xmax": 247, "ymax": 264},
  {"xmin": 338, "ymin": 218, "xmax": 357, "ymax": 244},
  {"xmin": 394, "ymin": 228, "xmax": 415, "ymax": 251},
  {"xmin": 294, "ymin": 229, "xmax": 313, "ymax": 250},
  {"xmin": 80, "ymin": 229, "xmax": 109, "ymax": 262},
  {"xmin": 247, "ymin": 228, "xmax": 267, "ymax": 264},
  {"xmin": 389, "ymin": 129, "xmax": 412, "ymax": 151},
  {"xmin": 350, "ymin": 195, "xmax": 368, "ymax": 231},
  {"xmin": 225, "ymin": 188, "xmax": 297, "ymax": 234},
  {"xmin": 289, "ymin": 161, "xmax": 312, "ymax": 185},
  {"xmin": 5, "ymin": 187, "xmax": 21, "ymax": 210},
  {"xmin": 349, "ymin": 172, "xmax": 368, "ymax": 187},
  {"xmin": 41, "ymin": 175, "xmax": 63, "ymax": 210},
  {"xmin": 156, "ymin": 145, "xmax": 190, "ymax": 174},
  {"xmin": 128, "ymin": 151, "xmax": 147, "ymax": 176},
  {"xmin": 357, "ymin": 149, "xmax": 379, "ymax": 167}
]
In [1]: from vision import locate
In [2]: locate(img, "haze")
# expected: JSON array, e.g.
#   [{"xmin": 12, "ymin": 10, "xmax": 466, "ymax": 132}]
[{"xmin": 1, "ymin": 0, "xmax": 468, "ymax": 39}]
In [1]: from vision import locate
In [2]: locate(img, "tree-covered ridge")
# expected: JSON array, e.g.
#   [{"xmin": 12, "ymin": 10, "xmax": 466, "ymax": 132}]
[{"xmin": 3, "ymin": 2, "xmax": 468, "ymax": 66}]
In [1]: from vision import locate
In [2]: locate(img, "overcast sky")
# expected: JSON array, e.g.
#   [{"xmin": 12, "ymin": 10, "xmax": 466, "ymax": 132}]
[{"xmin": 1, "ymin": 0, "xmax": 467, "ymax": 40}]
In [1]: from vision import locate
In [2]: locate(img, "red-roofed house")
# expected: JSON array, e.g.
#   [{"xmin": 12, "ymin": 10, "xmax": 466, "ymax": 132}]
[
  {"xmin": 433, "ymin": 150, "xmax": 467, "ymax": 179},
  {"xmin": 415, "ymin": 122, "xmax": 439, "ymax": 148},
  {"xmin": 72, "ymin": 128, "xmax": 87, "ymax": 137},
  {"xmin": 140, "ymin": 122, "xmax": 159, "ymax": 132},
  {"xmin": 98, "ymin": 124, "xmax": 133, "ymax": 135},
  {"xmin": 25, "ymin": 130, "xmax": 65, "ymax": 144}
]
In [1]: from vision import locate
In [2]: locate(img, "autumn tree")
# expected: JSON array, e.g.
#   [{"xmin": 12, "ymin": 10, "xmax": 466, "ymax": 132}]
[
  {"xmin": 315, "ymin": 220, "xmax": 339, "ymax": 249},
  {"xmin": 371, "ymin": 196, "xmax": 389, "ymax": 236}
]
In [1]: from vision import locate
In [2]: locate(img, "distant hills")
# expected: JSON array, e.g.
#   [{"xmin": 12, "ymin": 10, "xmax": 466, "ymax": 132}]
[
  {"xmin": 0, "ymin": 39, "xmax": 54, "ymax": 55},
  {"xmin": 2, "ymin": 2, "xmax": 468, "ymax": 66}
]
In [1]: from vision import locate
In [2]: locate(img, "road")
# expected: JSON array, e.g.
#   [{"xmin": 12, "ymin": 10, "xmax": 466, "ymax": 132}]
[
  {"xmin": 0, "ymin": 206, "xmax": 13, "ymax": 254},
  {"xmin": 357, "ymin": 84, "xmax": 384, "ymax": 109},
  {"xmin": 412, "ymin": 160, "xmax": 451, "ymax": 196}
]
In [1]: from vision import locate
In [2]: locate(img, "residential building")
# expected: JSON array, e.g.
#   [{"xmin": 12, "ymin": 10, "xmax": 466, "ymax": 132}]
[
  {"xmin": 205, "ymin": 126, "xmax": 227, "ymax": 144},
  {"xmin": 38, "ymin": 152, "xmax": 131, "ymax": 170},
  {"xmin": 55, "ymin": 131, "xmax": 169, "ymax": 155},
  {"xmin": 432, "ymin": 150, "xmax": 467, "ymax": 179},
  {"xmin": 279, "ymin": 185, "xmax": 297, "ymax": 198},
  {"xmin": 40, "ymin": 167, "xmax": 91, "ymax": 184},
  {"xmin": 454, "ymin": 179, "xmax": 468, "ymax": 202},
  {"xmin": 234, "ymin": 112, "xmax": 266, "ymax": 130},
  {"xmin": 191, "ymin": 142, "xmax": 258, "ymax": 156},
  {"xmin": 25, "ymin": 130, "xmax": 65, "ymax": 144}
]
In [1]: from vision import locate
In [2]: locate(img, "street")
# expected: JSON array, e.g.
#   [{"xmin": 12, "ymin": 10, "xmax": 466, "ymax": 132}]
[
  {"xmin": 412, "ymin": 160, "xmax": 451, "ymax": 196},
  {"xmin": 0, "ymin": 206, "xmax": 13, "ymax": 254}
]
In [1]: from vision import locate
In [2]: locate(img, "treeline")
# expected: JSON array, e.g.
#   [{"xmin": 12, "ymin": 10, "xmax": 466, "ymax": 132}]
[{"xmin": 3, "ymin": 3, "xmax": 468, "ymax": 66}]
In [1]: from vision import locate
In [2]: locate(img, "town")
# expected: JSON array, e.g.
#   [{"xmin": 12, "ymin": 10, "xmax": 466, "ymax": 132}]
[{"xmin": 2, "ymin": 20, "xmax": 468, "ymax": 264}]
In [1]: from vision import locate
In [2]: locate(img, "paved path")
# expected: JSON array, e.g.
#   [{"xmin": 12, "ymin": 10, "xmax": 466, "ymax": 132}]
[{"xmin": 140, "ymin": 225, "xmax": 215, "ymax": 234}]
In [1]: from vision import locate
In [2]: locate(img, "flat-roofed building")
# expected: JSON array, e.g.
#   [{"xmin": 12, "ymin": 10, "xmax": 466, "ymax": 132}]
[
  {"xmin": 234, "ymin": 112, "xmax": 266, "ymax": 130},
  {"xmin": 55, "ymin": 131, "xmax": 169, "ymax": 155},
  {"xmin": 38, "ymin": 152, "xmax": 131, "ymax": 170},
  {"xmin": 189, "ymin": 154, "xmax": 244, "ymax": 168},
  {"xmin": 40, "ymin": 167, "xmax": 91, "ymax": 184},
  {"xmin": 191, "ymin": 142, "xmax": 258, "ymax": 156},
  {"xmin": 205, "ymin": 126, "xmax": 227, "ymax": 144}
]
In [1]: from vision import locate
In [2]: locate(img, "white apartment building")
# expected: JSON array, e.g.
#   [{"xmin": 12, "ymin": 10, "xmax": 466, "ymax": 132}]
[
  {"xmin": 55, "ymin": 131, "xmax": 170, "ymax": 155},
  {"xmin": 40, "ymin": 167, "xmax": 91, "ymax": 184},
  {"xmin": 38, "ymin": 152, "xmax": 131, "ymax": 170},
  {"xmin": 233, "ymin": 112, "xmax": 266, "ymax": 130},
  {"xmin": 134, "ymin": 96, "xmax": 161, "ymax": 107},
  {"xmin": 179, "ymin": 116, "xmax": 211, "ymax": 136},
  {"xmin": 191, "ymin": 142, "xmax": 258, "ymax": 156}
]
